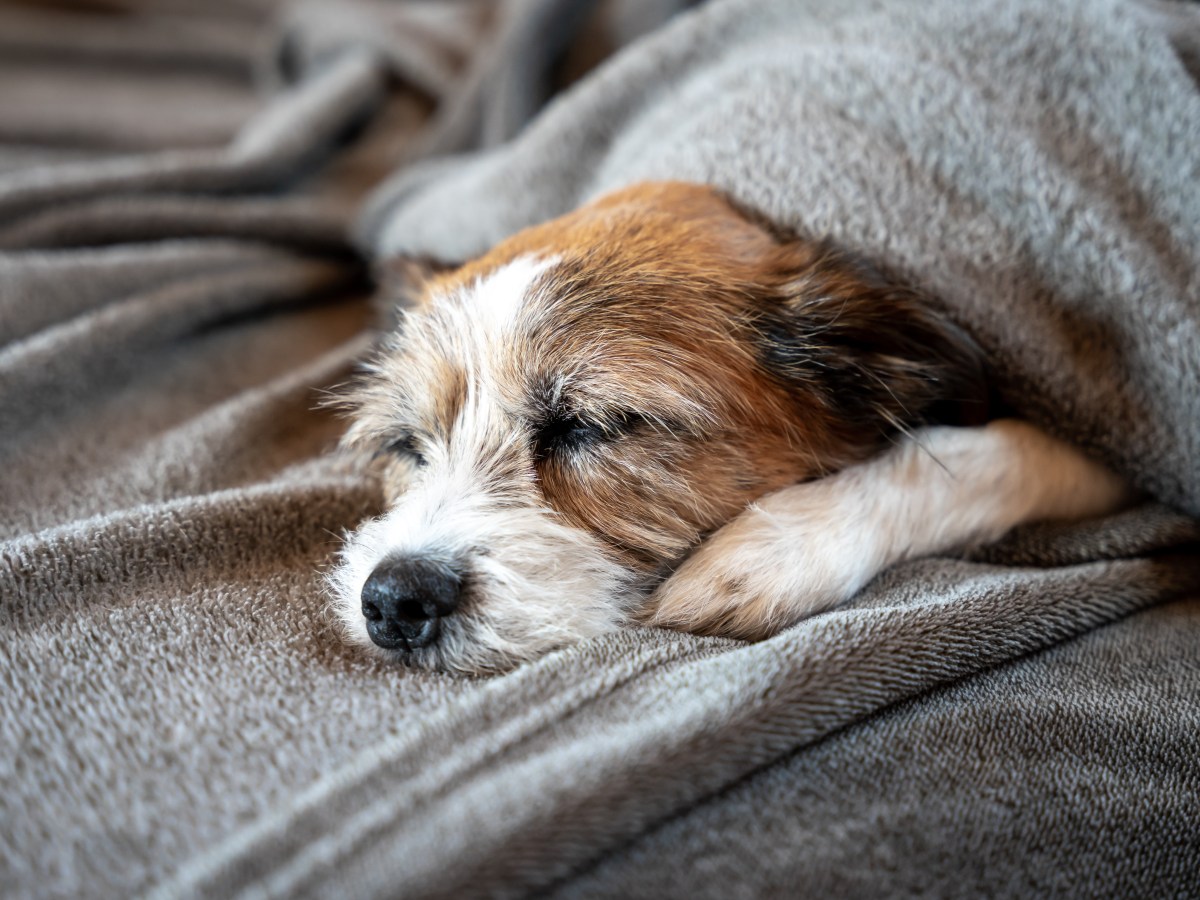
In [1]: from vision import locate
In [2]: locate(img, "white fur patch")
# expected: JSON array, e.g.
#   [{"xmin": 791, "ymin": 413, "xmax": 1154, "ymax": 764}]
[{"xmin": 462, "ymin": 255, "xmax": 559, "ymax": 336}]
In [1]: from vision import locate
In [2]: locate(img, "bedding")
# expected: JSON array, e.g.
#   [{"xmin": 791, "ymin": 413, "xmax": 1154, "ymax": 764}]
[{"xmin": 2, "ymin": 1, "xmax": 1199, "ymax": 897}]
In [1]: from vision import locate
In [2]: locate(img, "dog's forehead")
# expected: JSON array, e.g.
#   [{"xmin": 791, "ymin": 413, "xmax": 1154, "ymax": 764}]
[
  {"xmin": 372, "ymin": 183, "xmax": 787, "ymax": 443},
  {"xmin": 421, "ymin": 257, "xmax": 720, "ymax": 407},
  {"xmin": 378, "ymin": 254, "xmax": 585, "ymax": 439},
  {"xmin": 451, "ymin": 254, "xmax": 559, "ymax": 336},
  {"xmin": 418, "ymin": 253, "xmax": 567, "ymax": 389}
]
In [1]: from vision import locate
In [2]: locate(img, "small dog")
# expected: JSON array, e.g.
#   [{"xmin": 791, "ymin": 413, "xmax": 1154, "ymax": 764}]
[{"xmin": 330, "ymin": 181, "xmax": 1130, "ymax": 674}]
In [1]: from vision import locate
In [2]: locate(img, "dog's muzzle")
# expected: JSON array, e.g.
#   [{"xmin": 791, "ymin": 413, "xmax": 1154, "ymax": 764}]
[{"xmin": 360, "ymin": 556, "xmax": 462, "ymax": 651}]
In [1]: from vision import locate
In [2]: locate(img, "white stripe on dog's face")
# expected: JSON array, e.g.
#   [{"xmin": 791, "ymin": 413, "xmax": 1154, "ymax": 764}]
[{"xmin": 467, "ymin": 255, "xmax": 557, "ymax": 335}]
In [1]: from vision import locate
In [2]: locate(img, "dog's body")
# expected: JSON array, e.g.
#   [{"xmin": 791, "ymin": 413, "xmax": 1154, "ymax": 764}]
[{"xmin": 332, "ymin": 182, "xmax": 1130, "ymax": 674}]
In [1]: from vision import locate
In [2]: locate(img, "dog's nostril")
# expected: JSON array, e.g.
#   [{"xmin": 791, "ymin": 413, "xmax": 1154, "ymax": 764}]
[
  {"xmin": 398, "ymin": 599, "xmax": 430, "ymax": 622},
  {"xmin": 359, "ymin": 557, "xmax": 462, "ymax": 652}
]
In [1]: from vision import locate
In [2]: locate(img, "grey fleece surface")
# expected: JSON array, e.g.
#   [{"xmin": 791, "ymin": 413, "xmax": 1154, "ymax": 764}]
[{"xmin": 2, "ymin": 1, "xmax": 1199, "ymax": 899}]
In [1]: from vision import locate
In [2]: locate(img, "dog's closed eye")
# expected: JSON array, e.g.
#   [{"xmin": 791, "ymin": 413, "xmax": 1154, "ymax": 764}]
[
  {"xmin": 379, "ymin": 433, "xmax": 427, "ymax": 467},
  {"xmin": 533, "ymin": 414, "xmax": 602, "ymax": 459},
  {"xmin": 532, "ymin": 410, "xmax": 648, "ymax": 461}
]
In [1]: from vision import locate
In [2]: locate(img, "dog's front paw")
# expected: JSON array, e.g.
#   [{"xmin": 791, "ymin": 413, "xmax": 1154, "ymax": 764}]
[{"xmin": 645, "ymin": 480, "xmax": 882, "ymax": 640}]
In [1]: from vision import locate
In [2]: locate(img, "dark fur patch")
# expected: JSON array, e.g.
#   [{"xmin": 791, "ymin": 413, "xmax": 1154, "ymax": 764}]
[{"xmin": 751, "ymin": 242, "xmax": 989, "ymax": 446}]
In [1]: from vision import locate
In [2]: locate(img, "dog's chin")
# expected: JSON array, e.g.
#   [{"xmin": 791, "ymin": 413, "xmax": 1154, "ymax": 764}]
[{"xmin": 326, "ymin": 506, "xmax": 640, "ymax": 676}]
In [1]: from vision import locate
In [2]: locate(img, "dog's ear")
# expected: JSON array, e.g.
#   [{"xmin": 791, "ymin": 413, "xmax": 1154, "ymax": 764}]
[{"xmin": 751, "ymin": 239, "xmax": 989, "ymax": 449}]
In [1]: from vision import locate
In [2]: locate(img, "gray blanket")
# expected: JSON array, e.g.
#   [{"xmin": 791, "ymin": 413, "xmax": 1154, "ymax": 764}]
[{"xmin": 3, "ymin": 1, "xmax": 1199, "ymax": 898}]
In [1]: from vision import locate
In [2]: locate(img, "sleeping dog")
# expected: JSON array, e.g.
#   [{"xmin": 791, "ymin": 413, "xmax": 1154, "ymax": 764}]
[{"xmin": 330, "ymin": 181, "xmax": 1131, "ymax": 674}]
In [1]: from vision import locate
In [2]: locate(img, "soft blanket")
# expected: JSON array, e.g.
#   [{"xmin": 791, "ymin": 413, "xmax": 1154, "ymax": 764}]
[{"xmin": 2, "ymin": 1, "xmax": 1199, "ymax": 898}]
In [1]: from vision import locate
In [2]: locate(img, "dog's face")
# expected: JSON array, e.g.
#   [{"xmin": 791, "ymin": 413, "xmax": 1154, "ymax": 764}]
[{"xmin": 331, "ymin": 182, "xmax": 980, "ymax": 673}]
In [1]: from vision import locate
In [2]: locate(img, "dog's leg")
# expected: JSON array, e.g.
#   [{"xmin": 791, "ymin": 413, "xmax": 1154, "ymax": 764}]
[{"xmin": 647, "ymin": 420, "xmax": 1134, "ymax": 640}]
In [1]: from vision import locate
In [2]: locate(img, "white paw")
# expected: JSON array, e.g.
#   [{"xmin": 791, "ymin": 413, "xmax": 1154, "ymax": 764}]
[{"xmin": 646, "ymin": 479, "xmax": 882, "ymax": 640}]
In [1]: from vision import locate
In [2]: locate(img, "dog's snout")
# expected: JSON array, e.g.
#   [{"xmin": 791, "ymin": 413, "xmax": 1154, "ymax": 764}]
[{"xmin": 361, "ymin": 558, "xmax": 462, "ymax": 651}]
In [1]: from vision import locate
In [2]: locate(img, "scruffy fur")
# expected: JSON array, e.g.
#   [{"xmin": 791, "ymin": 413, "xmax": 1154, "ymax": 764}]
[{"xmin": 332, "ymin": 182, "xmax": 1130, "ymax": 674}]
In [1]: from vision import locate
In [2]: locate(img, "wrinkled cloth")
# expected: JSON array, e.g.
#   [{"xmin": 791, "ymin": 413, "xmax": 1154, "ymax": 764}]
[{"xmin": 2, "ymin": 1, "xmax": 1199, "ymax": 899}]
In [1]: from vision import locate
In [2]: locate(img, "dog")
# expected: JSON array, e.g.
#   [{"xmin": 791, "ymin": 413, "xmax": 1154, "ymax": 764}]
[{"xmin": 329, "ymin": 181, "xmax": 1132, "ymax": 674}]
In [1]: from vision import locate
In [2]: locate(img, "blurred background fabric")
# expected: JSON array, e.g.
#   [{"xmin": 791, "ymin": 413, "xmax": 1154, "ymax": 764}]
[{"xmin": 2, "ymin": 2, "xmax": 1199, "ymax": 898}]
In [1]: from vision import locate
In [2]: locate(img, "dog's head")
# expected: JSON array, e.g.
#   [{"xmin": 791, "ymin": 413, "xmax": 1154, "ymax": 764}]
[{"xmin": 331, "ymin": 182, "xmax": 982, "ymax": 673}]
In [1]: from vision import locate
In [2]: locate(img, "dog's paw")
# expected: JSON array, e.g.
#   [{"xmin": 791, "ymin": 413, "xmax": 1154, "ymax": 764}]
[{"xmin": 645, "ymin": 478, "xmax": 884, "ymax": 640}]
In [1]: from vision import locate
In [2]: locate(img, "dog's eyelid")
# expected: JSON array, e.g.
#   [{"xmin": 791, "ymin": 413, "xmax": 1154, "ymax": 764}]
[
  {"xmin": 379, "ymin": 433, "xmax": 428, "ymax": 466},
  {"xmin": 531, "ymin": 407, "xmax": 656, "ymax": 461},
  {"xmin": 533, "ymin": 411, "xmax": 600, "ymax": 444}
]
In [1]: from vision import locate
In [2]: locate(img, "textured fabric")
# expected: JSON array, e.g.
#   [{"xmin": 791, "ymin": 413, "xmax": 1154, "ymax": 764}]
[{"xmin": 3, "ymin": 2, "xmax": 1199, "ymax": 899}]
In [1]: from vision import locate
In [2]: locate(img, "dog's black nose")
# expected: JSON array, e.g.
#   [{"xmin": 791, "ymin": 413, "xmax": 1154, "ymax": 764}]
[{"xmin": 360, "ymin": 557, "xmax": 461, "ymax": 651}]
